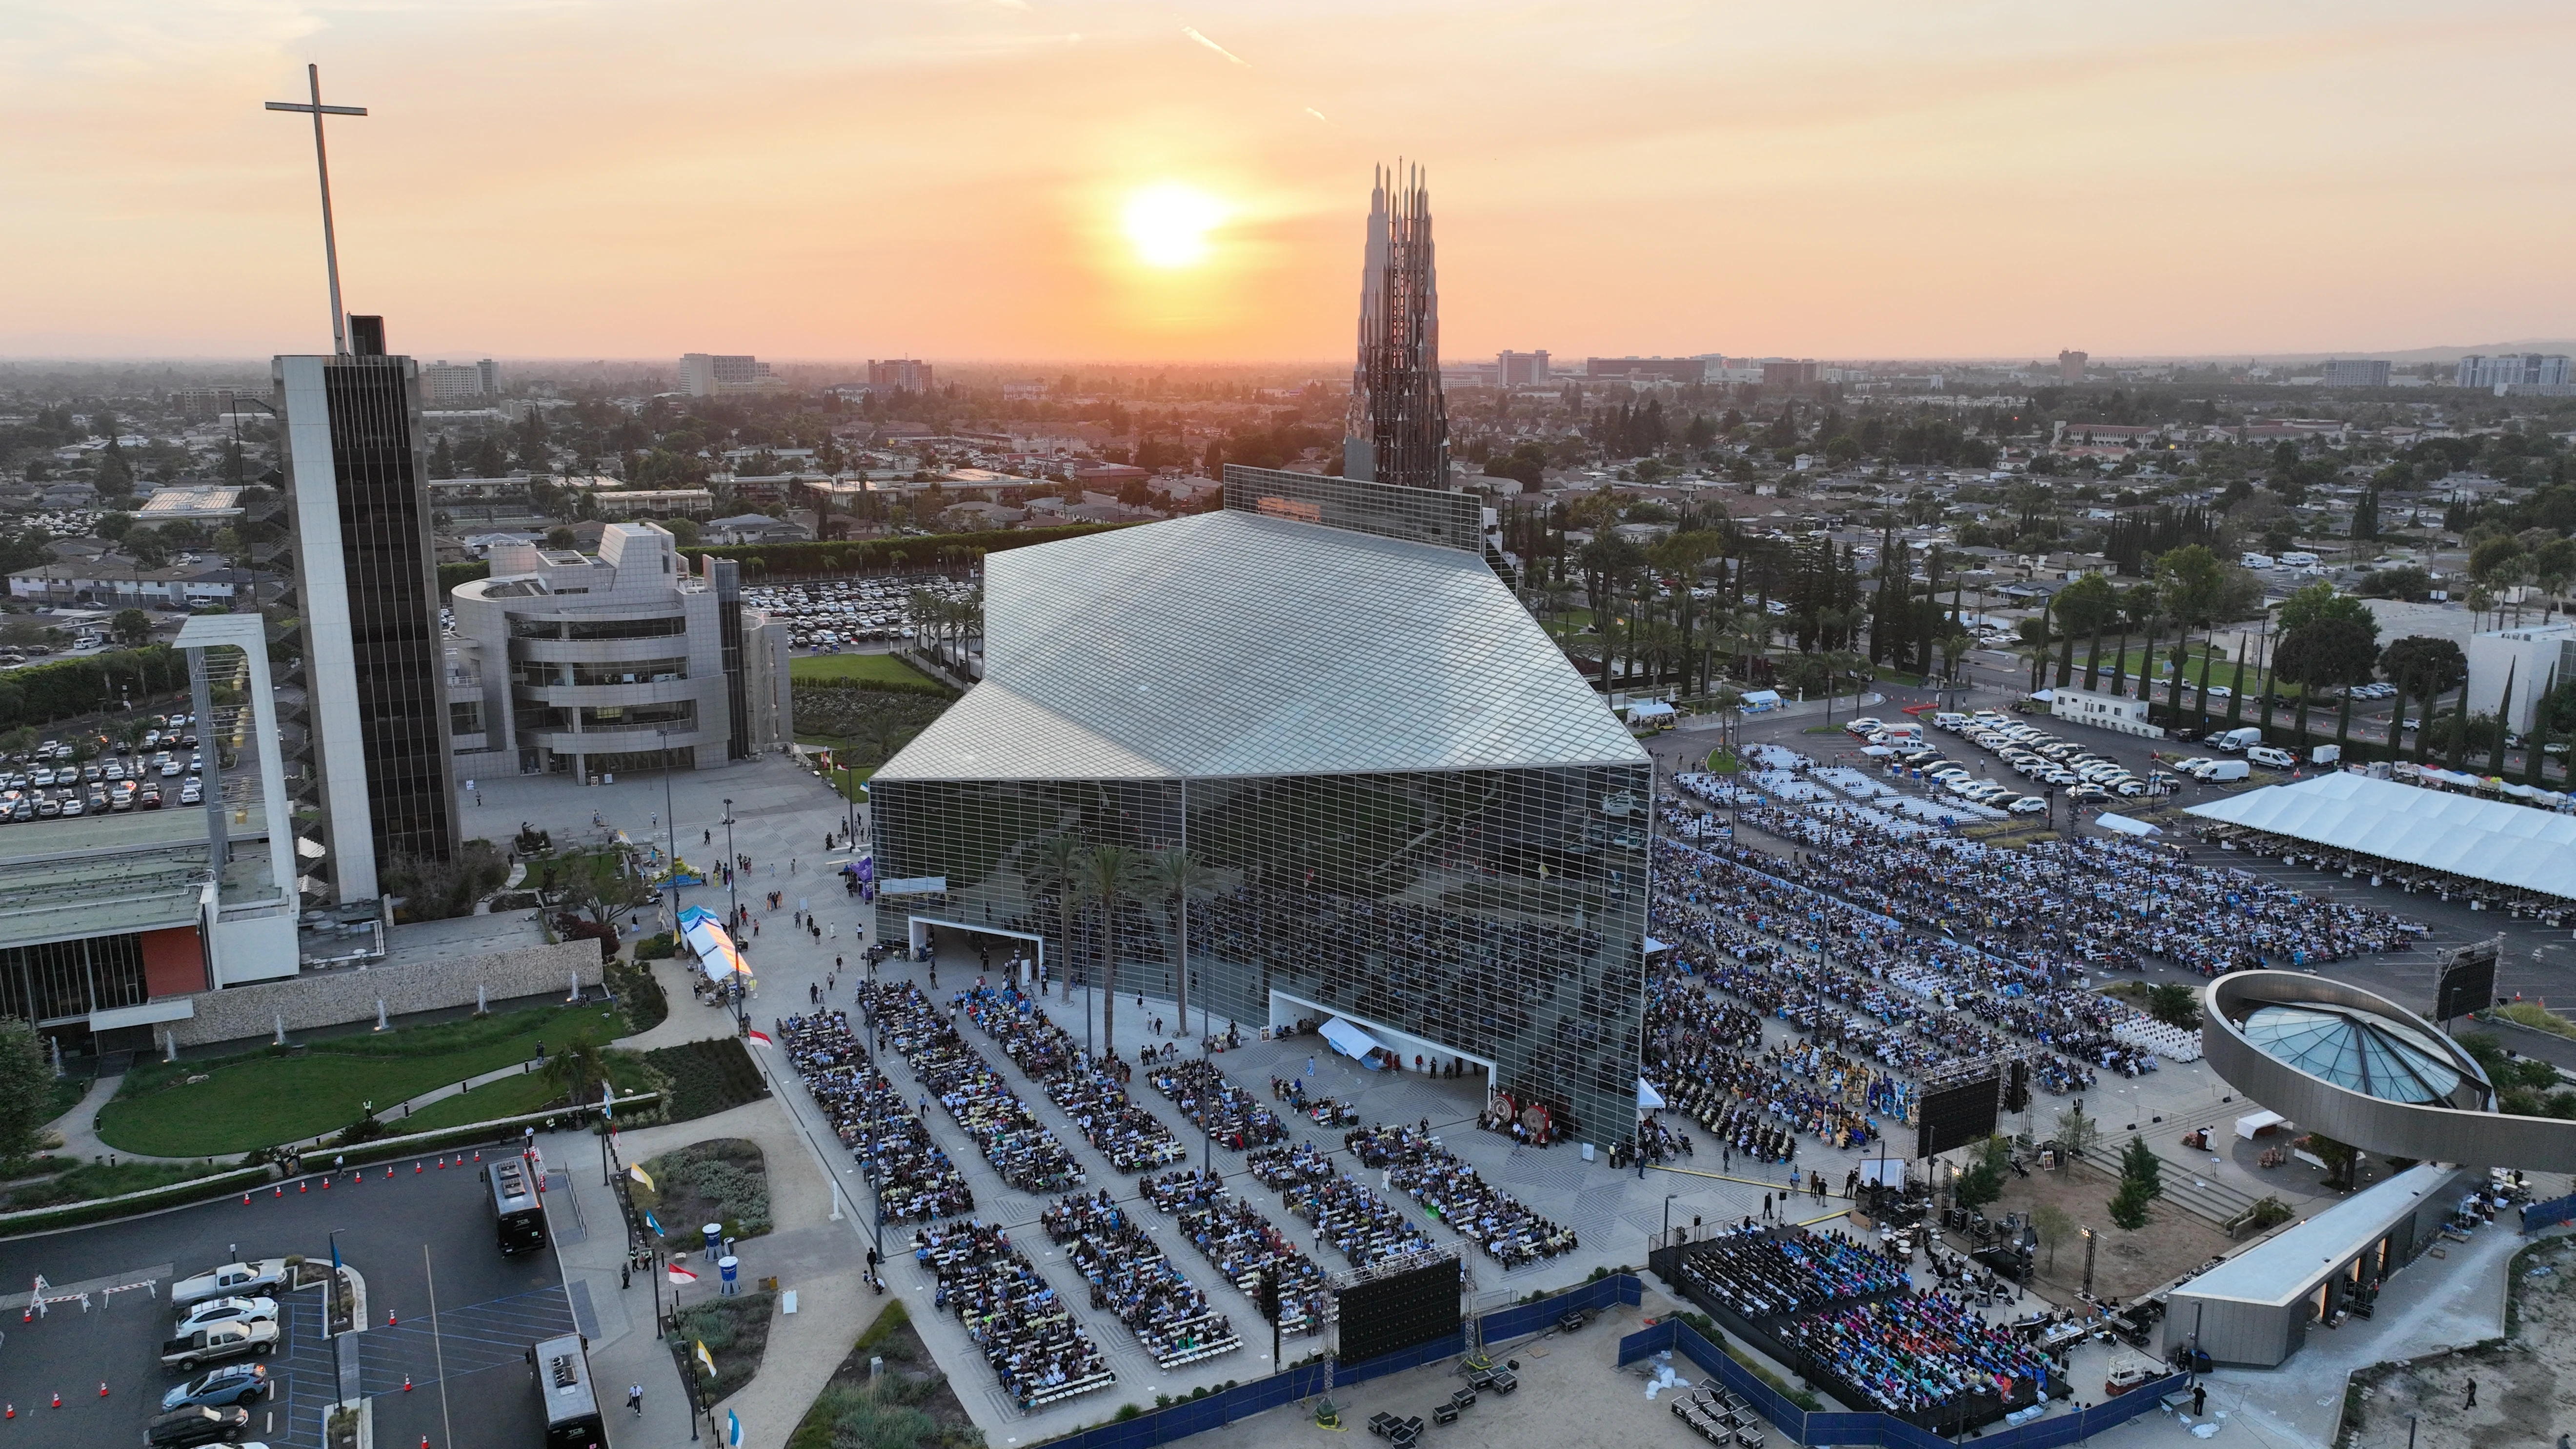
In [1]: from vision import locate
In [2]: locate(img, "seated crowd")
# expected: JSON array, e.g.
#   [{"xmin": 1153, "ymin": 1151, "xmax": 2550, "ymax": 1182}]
[
  {"xmin": 1678, "ymin": 1228, "xmax": 1909, "ymax": 1321},
  {"xmin": 776, "ymin": 1010, "xmax": 972, "ymax": 1222},
  {"xmin": 1343, "ymin": 1125, "xmax": 1577, "ymax": 1268},
  {"xmin": 1041, "ymin": 1188, "xmax": 1242, "ymax": 1369},
  {"xmin": 1146, "ymin": 1169, "xmax": 1329, "ymax": 1337},
  {"xmin": 1770, "ymin": 1293, "xmax": 2049, "ymax": 1423},
  {"xmin": 866, "ymin": 980, "xmax": 1087, "ymax": 1194},
  {"xmin": 913, "ymin": 1218, "xmax": 1115, "ymax": 1410},
  {"xmin": 952, "ymin": 984, "xmax": 1186, "ymax": 1172},
  {"xmin": 1148, "ymin": 1058, "xmax": 1291, "ymax": 1150},
  {"xmin": 1283, "ymin": 1167, "xmax": 1435, "ymax": 1268},
  {"xmin": 1245, "ymin": 1141, "xmax": 1338, "ymax": 1192}
]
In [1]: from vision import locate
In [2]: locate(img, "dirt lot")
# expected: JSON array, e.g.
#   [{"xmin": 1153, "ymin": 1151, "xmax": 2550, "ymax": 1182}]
[
  {"xmin": 1967, "ymin": 1157, "xmax": 2236, "ymax": 1303},
  {"xmin": 2344, "ymin": 1234, "xmax": 2576, "ymax": 1448}
]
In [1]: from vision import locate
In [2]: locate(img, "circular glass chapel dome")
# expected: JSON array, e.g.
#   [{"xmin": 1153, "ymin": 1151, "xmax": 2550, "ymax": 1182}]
[{"xmin": 2239, "ymin": 1002, "xmax": 2468, "ymax": 1106}]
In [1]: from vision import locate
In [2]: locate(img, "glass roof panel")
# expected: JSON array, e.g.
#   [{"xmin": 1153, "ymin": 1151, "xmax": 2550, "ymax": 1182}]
[
  {"xmin": 2242, "ymin": 1003, "xmax": 2463, "ymax": 1104},
  {"xmin": 879, "ymin": 509, "xmax": 1648, "ymax": 782}
]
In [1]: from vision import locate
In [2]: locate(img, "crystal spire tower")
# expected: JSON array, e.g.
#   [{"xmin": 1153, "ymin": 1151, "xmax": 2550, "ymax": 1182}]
[{"xmin": 1343, "ymin": 162, "xmax": 1449, "ymax": 491}]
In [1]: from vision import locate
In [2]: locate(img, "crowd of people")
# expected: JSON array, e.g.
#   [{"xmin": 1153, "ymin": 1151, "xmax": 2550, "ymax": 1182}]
[
  {"xmin": 865, "ymin": 980, "xmax": 1088, "ymax": 1194},
  {"xmin": 1343, "ymin": 1124, "xmax": 1578, "ymax": 1267},
  {"xmin": 1145, "ymin": 1168, "xmax": 1329, "ymax": 1337},
  {"xmin": 775, "ymin": 1010, "xmax": 973, "ymax": 1222},
  {"xmin": 1245, "ymin": 1141, "xmax": 1338, "ymax": 1192},
  {"xmin": 1677, "ymin": 1228, "xmax": 1910, "ymax": 1321},
  {"xmin": 1047, "ymin": 1064, "xmax": 1189, "ymax": 1173},
  {"xmin": 913, "ymin": 1219, "xmax": 1116, "ymax": 1410},
  {"xmin": 1281, "ymin": 1167, "xmax": 1435, "ymax": 1268},
  {"xmin": 1771, "ymin": 1293, "xmax": 2050, "ymax": 1425},
  {"xmin": 1149, "ymin": 1058, "xmax": 1292, "ymax": 1150},
  {"xmin": 1040, "ymin": 1189, "xmax": 1242, "ymax": 1369}
]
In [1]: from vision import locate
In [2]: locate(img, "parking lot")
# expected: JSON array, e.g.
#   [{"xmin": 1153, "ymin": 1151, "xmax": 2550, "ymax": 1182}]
[
  {"xmin": 742, "ymin": 572, "xmax": 974, "ymax": 652},
  {"xmin": 0, "ymin": 1151, "xmax": 579, "ymax": 1449}
]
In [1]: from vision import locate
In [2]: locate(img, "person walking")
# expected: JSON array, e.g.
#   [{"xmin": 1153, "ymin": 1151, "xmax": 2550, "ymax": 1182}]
[
  {"xmin": 627, "ymin": 1383, "xmax": 644, "ymax": 1416},
  {"xmin": 2190, "ymin": 1384, "xmax": 2205, "ymax": 1417},
  {"xmin": 2462, "ymin": 1377, "xmax": 2476, "ymax": 1410}
]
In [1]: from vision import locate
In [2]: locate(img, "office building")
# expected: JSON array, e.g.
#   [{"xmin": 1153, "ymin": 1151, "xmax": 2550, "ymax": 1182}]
[
  {"xmin": 171, "ymin": 388, "xmax": 240, "ymax": 419},
  {"xmin": 680, "ymin": 353, "xmax": 777, "ymax": 397},
  {"xmin": 1343, "ymin": 163, "xmax": 1449, "ymax": 490},
  {"xmin": 2057, "ymin": 349, "xmax": 2088, "ymax": 381},
  {"xmin": 869, "ymin": 358, "xmax": 936, "ymax": 393},
  {"xmin": 1762, "ymin": 359, "xmax": 1821, "ymax": 387},
  {"xmin": 420, "ymin": 359, "xmax": 500, "ymax": 401},
  {"xmin": 1584, "ymin": 357, "xmax": 1705, "ymax": 384},
  {"xmin": 2319, "ymin": 359, "xmax": 2391, "ymax": 388},
  {"xmin": 2466, "ymin": 619, "xmax": 2574, "ymax": 734},
  {"xmin": 867, "ymin": 474, "xmax": 1651, "ymax": 1144},
  {"xmin": 445, "ymin": 522, "xmax": 790, "ymax": 780},
  {"xmin": 2455, "ymin": 353, "xmax": 2572, "ymax": 392},
  {"xmin": 276, "ymin": 316, "xmax": 458, "ymax": 905},
  {"xmin": 1498, "ymin": 350, "xmax": 1552, "ymax": 387}
]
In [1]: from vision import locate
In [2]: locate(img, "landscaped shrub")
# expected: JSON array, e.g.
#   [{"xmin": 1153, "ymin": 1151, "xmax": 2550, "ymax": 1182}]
[
  {"xmin": 673, "ymin": 1290, "xmax": 775, "ymax": 1403},
  {"xmin": 643, "ymin": 1038, "xmax": 768, "ymax": 1122},
  {"xmin": 644, "ymin": 1138, "xmax": 771, "ymax": 1238}
]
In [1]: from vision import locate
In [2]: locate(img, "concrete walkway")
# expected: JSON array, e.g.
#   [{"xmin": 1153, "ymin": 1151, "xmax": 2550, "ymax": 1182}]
[{"xmin": 539, "ymin": 1088, "xmax": 880, "ymax": 1449}]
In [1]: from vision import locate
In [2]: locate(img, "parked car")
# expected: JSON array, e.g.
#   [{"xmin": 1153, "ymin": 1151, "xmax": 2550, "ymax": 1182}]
[
  {"xmin": 161, "ymin": 1319, "xmax": 278, "ymax": 1371},
  {"xmin": 161, "ymin": 1363, "xmax": 270, "ymax": 1412},
  {"xmin": 174, "ymin": 1297, "xmax": 279, "ymax": 1337},
  {"xmin": 2008, "ymin": 795, "xmax": 2049, "ymax": 815},
  {"xmin": 171, "ymin": 1262, "xmax": 284, "ymax": 1307},
  {"xmin": 144, "ymin": 1405, "xmax": 251, "ymax": 1448}
]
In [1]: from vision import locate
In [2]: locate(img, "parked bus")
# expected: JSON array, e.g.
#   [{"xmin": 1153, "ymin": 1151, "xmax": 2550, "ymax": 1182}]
[
  {"xmin": 487, "ymin": 1154, "xmax": 547, "ymax": 1255},
  {"xmin": 530, "ymin": 1332, "xmax": 606, "ymax": 1449}
]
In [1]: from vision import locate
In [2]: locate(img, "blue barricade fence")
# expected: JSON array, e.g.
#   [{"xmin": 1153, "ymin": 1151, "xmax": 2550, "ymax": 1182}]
[
  {"xmin": 1031, "ymin": 1274, "xmax": 1644, "ymax": 1449},
  {"xmin": 1617, "ymin": 1317, "xmax": 2189, "ymax": 1449},
  {"xmin": 2523, "ymin": 1192, "xmax": 2576, "ymax": 1234}
]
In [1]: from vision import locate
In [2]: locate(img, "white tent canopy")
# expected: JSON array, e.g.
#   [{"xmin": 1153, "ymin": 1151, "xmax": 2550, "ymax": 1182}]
[
  {"xmin": 2094, "ymin": 812, "xmax": 2162, "ymax": 838},
  {"xmin": 2188, "ymin": 772, "xmax": 2576, "ymax": 900},
  {"xmin": 1318, "ymin": 1016, "xmax": 1383, "ymax": 1061},
  {"xmin": 1638, "ymin": 1077, "xmax": 1668, "ymax": 1110}
]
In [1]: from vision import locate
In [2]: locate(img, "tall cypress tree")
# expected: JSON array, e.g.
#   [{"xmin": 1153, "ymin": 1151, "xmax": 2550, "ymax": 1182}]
[{"xmin": 2488, "ymin": 662, "xmax": 2516, "ymax": 776}]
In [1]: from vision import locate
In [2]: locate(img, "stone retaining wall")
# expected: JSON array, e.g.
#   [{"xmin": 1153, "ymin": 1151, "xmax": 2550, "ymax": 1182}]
[{"xmin": 172, "ymin": 938, "xmax": 603, "ymax": 1048}]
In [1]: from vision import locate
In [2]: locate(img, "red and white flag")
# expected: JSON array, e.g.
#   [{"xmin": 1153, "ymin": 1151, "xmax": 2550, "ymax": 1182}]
[
  {"xmin": 667, "ymin": 1262, "xmax": 699, "ymax": 1285},
  {"xmin": 745, "ymin": 1029, "xmax": 773, "ymax": 1048}
]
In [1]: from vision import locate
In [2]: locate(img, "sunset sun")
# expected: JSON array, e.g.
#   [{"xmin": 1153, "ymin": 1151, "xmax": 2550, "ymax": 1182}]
[{"xmin": 1121, "ymin": 183, "xmax": 1225, "ymax": 268}]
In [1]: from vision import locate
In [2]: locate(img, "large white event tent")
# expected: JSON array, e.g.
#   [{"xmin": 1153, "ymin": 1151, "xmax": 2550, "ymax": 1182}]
[{"xmin": 2185, "ymin": 772, "xmax": 2576, "ymax": 901}]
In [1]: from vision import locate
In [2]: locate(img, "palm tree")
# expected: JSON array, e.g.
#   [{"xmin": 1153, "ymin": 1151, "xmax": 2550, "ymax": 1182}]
[
  {"xmin": 540, "ymin": 1032, "xmax": 608, "ymax": 1111},
  {"xmin": 1147, "ymin": 849, "xmax": 1237, "ymax": 1038},
  {"xmin": 1076, "ymin": 844, "xmax": 1152, "ymax": 1055},
  {"xmin": 1029, "ymin": 835, "xmax": 1088, "ymax": 1002}
]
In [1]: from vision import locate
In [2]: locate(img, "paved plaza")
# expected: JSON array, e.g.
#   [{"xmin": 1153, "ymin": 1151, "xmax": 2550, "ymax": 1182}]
[{"xmin": 157, "ymin": 687, "xmax": 2576, "ymax": 1449}]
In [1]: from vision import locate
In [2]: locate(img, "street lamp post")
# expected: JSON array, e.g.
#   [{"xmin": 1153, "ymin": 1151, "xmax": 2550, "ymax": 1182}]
[
  {"xmin": 723, "ymin": 798, "xmax": 744, "ymax": 1037},
  {"xmin": 1663, "ymin": 1192, "xmax": 1680, "ymax": 1249},
  {"xmin": 659, "ymin": 726, "xmax": 680, "ymax": 926}
]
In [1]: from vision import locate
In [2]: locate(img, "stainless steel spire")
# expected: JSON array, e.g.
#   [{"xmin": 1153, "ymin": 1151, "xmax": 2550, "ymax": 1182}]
[{"xmin": 1343, "ymin": 162, "xmax": 1449, "ymax": 491}]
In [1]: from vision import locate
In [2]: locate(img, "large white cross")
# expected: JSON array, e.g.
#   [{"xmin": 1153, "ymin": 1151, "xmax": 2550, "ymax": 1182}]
[{"xmin": 265, "ymin": 64, "xmax": 368, "ymax": 355}]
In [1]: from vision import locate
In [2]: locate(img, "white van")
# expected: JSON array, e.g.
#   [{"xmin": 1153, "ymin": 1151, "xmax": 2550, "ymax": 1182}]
[
  {"xmin": 2246, "ymin": 745, "xmax": 2298, "ymax": 770},
  {"xmin": 2277, "ymin": 552, "xmax": 2319, "ymax": 567},
  {"xmin": 2192, "ymin": 759, "xmax": 2252, "ymax": 782},
  {"xmin": 2240, "ymin": 552, "xmax": 2276, "ymax": 569},
  {"xmin": 2210, "ymin": 727, "xmax": 2265, "ymax": 753},
  {"xmin": 1877, "ymin": 723, "xmax": 1926, "ymax": 746},
  {"xmin": 1932, "ymin": 712, "xmax": 1970, "ymax": 731}
]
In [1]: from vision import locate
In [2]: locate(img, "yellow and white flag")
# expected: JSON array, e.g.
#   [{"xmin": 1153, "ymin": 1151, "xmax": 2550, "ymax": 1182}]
[
  {"xmin": 628, "ymin": 1163, "xmax": 655, "ymax": 1194},
  {"xmin": 696, "ymin": 1340, "xmax": 717, "ymax": 1378}
]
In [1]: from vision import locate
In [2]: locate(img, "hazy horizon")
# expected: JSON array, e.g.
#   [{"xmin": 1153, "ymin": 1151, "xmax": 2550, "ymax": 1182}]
[{"xmin": 5, "ymin": 1, "xmax": 2573, "ymax": 362}]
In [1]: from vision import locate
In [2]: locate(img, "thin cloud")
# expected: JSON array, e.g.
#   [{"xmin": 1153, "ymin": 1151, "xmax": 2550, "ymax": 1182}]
[
  {"xmin": 1304, "ymin": 106, "xmax": 1329, "ymax": 123},
  {"xmin": 1180, "ymin": 25, "xmax": 1248, "ymax": 66}
]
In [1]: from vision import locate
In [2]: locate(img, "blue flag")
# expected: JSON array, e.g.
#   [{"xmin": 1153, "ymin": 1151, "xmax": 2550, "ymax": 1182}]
[
  {"xmin": 727, "ymin": 1409, "xmax": 744, "ymax": 1446},
  {"xmin": 645, "ymin": 1210, "xmax": 664, "ymax": 1237}
]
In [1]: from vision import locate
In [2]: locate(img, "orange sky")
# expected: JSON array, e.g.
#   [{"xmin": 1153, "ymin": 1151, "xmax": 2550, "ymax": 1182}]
[{"xmin": 3, "ymin": 1, "xmax": 2573, "ymax": 362}]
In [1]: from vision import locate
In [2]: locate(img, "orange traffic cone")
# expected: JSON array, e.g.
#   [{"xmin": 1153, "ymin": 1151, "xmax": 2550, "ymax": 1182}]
[
  {"xmin": 402, "ymin": 1375, "xmax": 413, "ymax": 1392},
  {"xmin": 414, "ymin": 1162, "xmax": 422, "ymax": 1174},
  {"xmin": 274, "ymin": 1186, "xmax": 282, "ymax": 1198},
  {"xmin": 473, "ymin": 1150, "xmax": 481, "ymax": 1162},
  {"xmin": 387, "ymin": 1309, "xmax": 398, "ymax": 1328},
  {"xmin": 437, "ymin": 1157, "xmax": 446, "ymax": 1169},
  {"xmin": 97, "ymin": 1382, "xmax": 107, "ymax": 1398},
  {"xmin": 6, "ymin": 1400, "xmax": 15, "ymax": 1417},
  {"xmin": 384, "ymin": 1167, "xmax": 392, "ymax": 1179},
  {"xmin": 49, "ymin": 1392, "xmax": 60, "ymax": 1409},
  {"xmin": 322, "ymin": 1177, "xmax": 330, "ymax": 1189},
  {"xmin": 300, "ymin": 1180, "xmax": 308, "ymax": 1193},
  {"xmin": 242, "ymin": 1193, "xmax": 251, "ymax": 1205}
]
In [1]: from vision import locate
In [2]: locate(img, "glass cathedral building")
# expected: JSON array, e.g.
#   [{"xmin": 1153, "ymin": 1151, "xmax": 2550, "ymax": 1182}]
[{"xmin": 870, "ymin": 467, "xmax": 1652, "ymax": 1142}]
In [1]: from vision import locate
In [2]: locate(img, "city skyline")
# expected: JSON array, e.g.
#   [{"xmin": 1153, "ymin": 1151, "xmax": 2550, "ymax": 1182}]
[{"xmin": 4, "ymin": 3, "xmax": 2575, "ymax": 361}]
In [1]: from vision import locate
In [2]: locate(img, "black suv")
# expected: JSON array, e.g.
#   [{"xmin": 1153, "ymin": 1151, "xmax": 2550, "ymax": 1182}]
[{"xmin": 145, "ymin": 1404, "xmax": 250, "ymax": 1447}]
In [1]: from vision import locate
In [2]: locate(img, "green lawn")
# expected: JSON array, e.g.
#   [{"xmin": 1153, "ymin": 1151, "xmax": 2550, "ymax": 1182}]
[
  {"xmin": 95, "ymin": 1004, "xmax": 620, "ymax": 1157},
  {"xmin": 6, "ymin": 1159, "xmax": 214, "ymax": 1210},
  {"xmin": 790, "ymin": 653, "xmax": 942, "ymax": 689},
  {"xmin": 391, "ymin": 1072, "xmax": 559, "ymax": 1133}
]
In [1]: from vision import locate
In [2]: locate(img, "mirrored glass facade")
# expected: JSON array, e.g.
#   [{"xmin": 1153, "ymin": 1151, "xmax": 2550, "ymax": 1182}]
[{"xmin": 871, "ymin": 505, "xmax": 1652, "ymax": 1143}]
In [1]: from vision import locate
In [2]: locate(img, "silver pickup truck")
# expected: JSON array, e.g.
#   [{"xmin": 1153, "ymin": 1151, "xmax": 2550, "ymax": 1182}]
[{"xmin": 160, "ymin": 1319, "xmax": 280, "ymax": 1371}]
